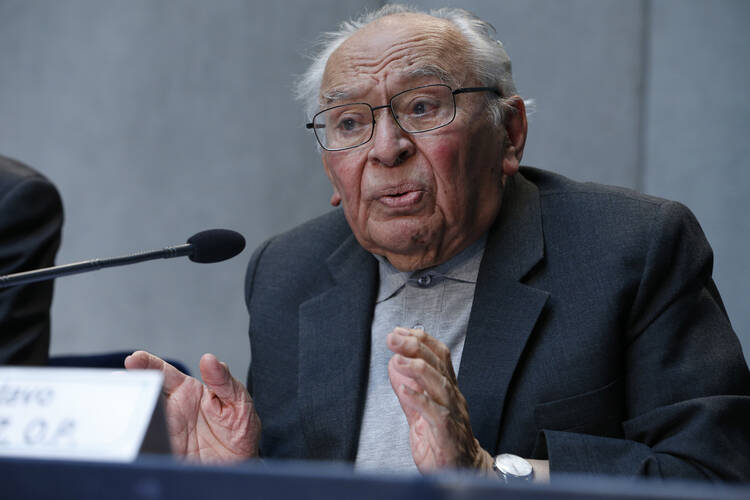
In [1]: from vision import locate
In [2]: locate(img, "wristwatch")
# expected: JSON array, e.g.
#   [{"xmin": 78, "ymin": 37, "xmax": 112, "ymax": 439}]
[{"xmin": 492, "ymin": 453, "xmax": 534, "ymax": 483}]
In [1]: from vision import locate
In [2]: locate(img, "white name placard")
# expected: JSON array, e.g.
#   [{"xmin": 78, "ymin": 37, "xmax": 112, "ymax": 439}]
[{"xmin": 0, "ymin": 367, "xmax": 165, "ymax": 462}]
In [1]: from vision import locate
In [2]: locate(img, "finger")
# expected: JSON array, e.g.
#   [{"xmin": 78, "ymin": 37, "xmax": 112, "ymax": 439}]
[
  {"xmin": 199, "ymin": 353, "xmax": 248, "ymax": 403},
  {"xmin": 123, "ymin": 350, "xmax": 153, "ymax": 370},
  {"xmin": 392, "ymin": 327, "xmax": 455, "ymax": 380},
  {"xmin": 396, "ymin": 382, "xmax": 450, "ymax": 435},
  {"xmin": 125, "ymin": 350, "xmax": 189, "ymax": 395},
  {"xmin": 388, "ymin": 360, "xmax": 423, "ymax": 425},
  {"xmin": 387, "ymin": 328, "xmax": 442, "ymax": 370},
  {"xmin": 389, "ymin": 353, "xmax": 452, "ymax": 407},
  {"xmin": 409, "ymin": 328, "xmax": 454, "ymax": 371}
]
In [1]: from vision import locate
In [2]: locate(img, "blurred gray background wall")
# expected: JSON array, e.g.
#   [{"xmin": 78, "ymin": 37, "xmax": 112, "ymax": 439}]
[{"xmin": 0, "ymin": 0, "xmax": 747, "ymax": 379}]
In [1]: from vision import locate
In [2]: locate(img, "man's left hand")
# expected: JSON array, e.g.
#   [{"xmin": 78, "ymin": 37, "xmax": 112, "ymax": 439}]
[{"xmin": 386, "ymin": 326, "xmax": 494, "ymax": 473}]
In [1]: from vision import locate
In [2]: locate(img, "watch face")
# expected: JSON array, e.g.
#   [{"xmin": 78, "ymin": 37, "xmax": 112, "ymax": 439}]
[{"xmin": 495, "ymin": 453, "xmax": 533, "ymax": 477}]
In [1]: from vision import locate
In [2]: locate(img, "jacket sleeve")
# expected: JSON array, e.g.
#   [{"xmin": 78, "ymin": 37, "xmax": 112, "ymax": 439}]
[
  {"xmin": 541, "ymin": 201, "xmax": 750, "ymax": 480},
  {"xmin": 0, "ymin": 176, "xmax": 63, "ymax": 365}
]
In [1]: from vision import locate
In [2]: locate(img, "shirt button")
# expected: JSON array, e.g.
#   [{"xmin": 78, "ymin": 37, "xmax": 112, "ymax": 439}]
[
  {"xmin": 412, "ymin": 323, "xmax": 424, "ymax": 331},
  {"xmin": 417, "ymin": 275, "xmax": 432, "ymax": 287}
]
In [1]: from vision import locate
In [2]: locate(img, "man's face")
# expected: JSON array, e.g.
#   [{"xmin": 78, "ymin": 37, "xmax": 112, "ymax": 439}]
[{"xmin": 319, "ymin": 14, "xmax": 521, "ymax": 271}]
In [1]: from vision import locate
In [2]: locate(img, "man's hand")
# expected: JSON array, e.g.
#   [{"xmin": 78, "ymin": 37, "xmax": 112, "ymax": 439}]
[
  {"xmin": 124, "ymin": 351, "xmax": 260, "ymax": 463},
  {"xmin": 386, "ymin": 327, "xmax": 494, "ymax": 474}
]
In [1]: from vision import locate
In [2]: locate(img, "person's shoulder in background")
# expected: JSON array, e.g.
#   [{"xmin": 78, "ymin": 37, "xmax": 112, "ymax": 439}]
[{"xmin": 0, "ymin": 154, "xmax": 64, "ymax": 365}]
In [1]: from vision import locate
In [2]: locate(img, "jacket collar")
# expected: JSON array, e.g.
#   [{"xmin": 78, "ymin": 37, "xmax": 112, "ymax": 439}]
[
  {"xmin": 458, "ymin": 173, "xmax": 549, "ymax": 453},
  {"xmin": 297, "ymin": 233, "xmax": 378, "ymax": 461}
]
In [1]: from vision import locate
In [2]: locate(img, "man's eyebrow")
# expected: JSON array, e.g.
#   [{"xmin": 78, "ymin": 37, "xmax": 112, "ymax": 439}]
[
  {"xmin": 321, "ymin": 89, "xmax": 353, "ymax": 105},
  {"xmin": 404, "ymin": 65, "xmax": 454, "ymax": 85},
  {"xmin": 319, "ymin": 66, "xmax": 457, "ymax": 107}
]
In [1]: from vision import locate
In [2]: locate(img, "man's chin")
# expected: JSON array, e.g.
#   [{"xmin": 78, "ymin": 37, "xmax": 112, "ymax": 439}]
[
  {"xmin": 366, "ymin": 219, "xmax": 434, "ymax": 248},
  {"xmin": 354, "ymin": 224, "xmax": 445, "ymax": 271}
]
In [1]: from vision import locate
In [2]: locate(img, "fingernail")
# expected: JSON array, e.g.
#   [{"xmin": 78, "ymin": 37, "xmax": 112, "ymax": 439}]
[
  {"xmin": 390, "ymin": 334, "xmax": 403, "ymax": 346},
  {"xmin": 396, "ymin": 354, "xmax": 409, "ymax": 366},
  {"xmin": 394, "ymin": 327, "xmax": 410, "ymax": 336}
]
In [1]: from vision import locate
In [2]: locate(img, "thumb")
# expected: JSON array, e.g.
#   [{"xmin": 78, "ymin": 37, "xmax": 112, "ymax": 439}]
[{"xmin": 199, "ymin": 353, "xmax": 242, "ymax": 402}]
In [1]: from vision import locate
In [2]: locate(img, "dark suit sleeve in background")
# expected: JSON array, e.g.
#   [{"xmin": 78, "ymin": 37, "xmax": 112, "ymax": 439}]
[
  {"xmin": 0, "ymin": 168, "xmax": 63, "ymax": 365},
  {"xmin": 541, "ymin": 201, "xmax": 750, "ymax": 480}
]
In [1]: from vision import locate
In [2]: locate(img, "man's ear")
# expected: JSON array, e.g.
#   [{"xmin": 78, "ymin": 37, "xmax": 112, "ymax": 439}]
[
  {"xmin": 501, "ymin": 96, "xmax": 528, "ymax": 177},
  {"xmin": 322, "ymin": 158, "xmax": 342, "ymax": 206},
  {"xmin": 330, "ymin": 190, "xmax": 341, "ymax": 206}
]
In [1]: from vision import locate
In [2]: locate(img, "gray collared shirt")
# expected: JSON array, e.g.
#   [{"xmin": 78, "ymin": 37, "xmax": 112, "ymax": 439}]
[{"xmin": 354, "ymin": 236, "xmax": 486, "ymax": 473}]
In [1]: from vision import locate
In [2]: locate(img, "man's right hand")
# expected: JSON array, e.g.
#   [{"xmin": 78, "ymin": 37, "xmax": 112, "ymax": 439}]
[{"xmin": 124, "ymin": 351, "xmax": 260, "ymax": 463}]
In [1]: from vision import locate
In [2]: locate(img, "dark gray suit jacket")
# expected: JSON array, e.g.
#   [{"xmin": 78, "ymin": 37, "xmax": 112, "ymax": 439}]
[
  {"xmin": 0, "ymin": 155, "xmax": 63, "ymax": 364},
  {"xmin": 245, "ymin": 167, "xmax": 750, "ymax": 480}
]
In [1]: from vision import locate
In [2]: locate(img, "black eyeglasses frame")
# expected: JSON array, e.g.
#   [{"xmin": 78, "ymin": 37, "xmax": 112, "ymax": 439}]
[{"xmin": 305, "ymin": 84, "xmax": 502, "ymax": 152}]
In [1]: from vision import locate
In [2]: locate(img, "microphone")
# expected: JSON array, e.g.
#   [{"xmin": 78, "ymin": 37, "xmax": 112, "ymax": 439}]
[{"xmin": 0, "ymin": 229, "xmax": 245, "ymax": 288}]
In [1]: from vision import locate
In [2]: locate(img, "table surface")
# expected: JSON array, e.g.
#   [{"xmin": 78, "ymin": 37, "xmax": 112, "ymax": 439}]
[{"xmin": 1, "ymin": 455, "xmax": 749, "ymax": 500}]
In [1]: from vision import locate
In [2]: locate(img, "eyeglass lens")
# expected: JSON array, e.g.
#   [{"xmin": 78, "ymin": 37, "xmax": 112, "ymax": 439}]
[{"xmin": 313, "ymin": 85, "xmax": 456, "ymax": 150}]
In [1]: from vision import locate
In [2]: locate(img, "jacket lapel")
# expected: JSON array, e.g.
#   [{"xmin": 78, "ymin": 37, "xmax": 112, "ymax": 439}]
[
  {"xmin": 297, "ymin": 234, "xmax": 378, "ymax": 461},
  {"xmin": 458, "ymin": 174, "xmax": 549, "ymax": 453}
]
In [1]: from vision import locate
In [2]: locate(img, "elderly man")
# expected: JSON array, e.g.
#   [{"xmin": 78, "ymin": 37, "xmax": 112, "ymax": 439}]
[{"xmin": 126, "ymin": 5, "xmax": 750, "ymax": 481}]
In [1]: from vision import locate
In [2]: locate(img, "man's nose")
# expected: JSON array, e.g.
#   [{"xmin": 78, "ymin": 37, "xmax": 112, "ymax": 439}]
[{"xmin": 366, "ymin": 108, "xmax": 415, "ymax": 167}]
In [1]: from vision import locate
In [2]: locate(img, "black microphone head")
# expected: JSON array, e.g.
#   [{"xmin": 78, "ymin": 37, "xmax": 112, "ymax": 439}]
[{"xmin": 187, "ymin": 229, "xmax": 246, "ymax": 263}]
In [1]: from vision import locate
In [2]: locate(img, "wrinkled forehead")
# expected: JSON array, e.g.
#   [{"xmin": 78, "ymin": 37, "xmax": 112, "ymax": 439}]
[{"xmin": 321, "ymin": 14, "xmax": 472, "ymax": 104}]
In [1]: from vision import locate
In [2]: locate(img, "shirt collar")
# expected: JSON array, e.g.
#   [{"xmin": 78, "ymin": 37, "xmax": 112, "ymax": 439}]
[{"xmin": 374, "ymin": 235, "xmax": 487, "ymax": 303}]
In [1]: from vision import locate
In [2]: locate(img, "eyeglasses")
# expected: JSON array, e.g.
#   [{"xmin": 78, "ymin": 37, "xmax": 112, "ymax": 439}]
[{"xmin": 306, "ymin": 84, "xmax": 500, "ymax": 151}]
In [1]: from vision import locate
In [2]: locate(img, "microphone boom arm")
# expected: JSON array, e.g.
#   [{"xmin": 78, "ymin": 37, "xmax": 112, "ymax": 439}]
[{"xmin": 0, "ymin": 243, "xmax": 193, "ymax": 288}]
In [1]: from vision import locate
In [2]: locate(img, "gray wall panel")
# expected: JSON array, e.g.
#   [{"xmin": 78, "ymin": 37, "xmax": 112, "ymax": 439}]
[{"xmin": 644, "ymin": 0, "xmax": 750, "ymax": 360}]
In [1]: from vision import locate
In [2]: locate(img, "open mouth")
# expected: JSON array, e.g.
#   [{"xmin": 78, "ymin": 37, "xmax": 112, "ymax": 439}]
[{"xmin": 379, "ymin": 190, "xmax": 424, "ymax": 208}]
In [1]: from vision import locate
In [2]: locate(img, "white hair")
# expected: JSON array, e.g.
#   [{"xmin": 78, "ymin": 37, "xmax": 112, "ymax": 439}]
[{"xmin": 294, "ymin": 4, "xmax": 521, "ymax": 128}]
